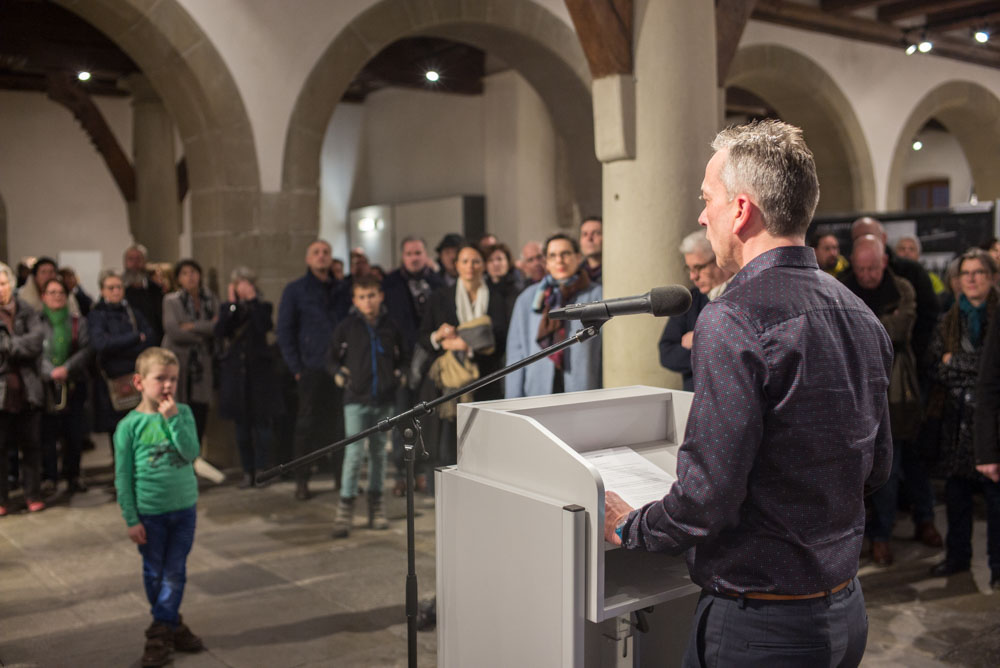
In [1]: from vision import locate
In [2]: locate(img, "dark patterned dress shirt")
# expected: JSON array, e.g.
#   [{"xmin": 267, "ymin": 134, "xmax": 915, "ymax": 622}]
[{"xmin": 620, "ymin": 246, "xmax": 894, "ymax": 595}]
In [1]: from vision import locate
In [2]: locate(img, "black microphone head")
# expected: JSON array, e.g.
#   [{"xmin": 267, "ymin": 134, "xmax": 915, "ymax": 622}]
[{"xmin": 649, "ymin": 285, "xmax": 692, "ymax": 317}]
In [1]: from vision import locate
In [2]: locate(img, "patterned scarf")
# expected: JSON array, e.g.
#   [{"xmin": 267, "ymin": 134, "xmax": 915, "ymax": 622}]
[
  {"xmin": 179, "ymin": 289, "xmax": 216, "ymax": 386},
  {"xmin": 534, "ymin": 269, "xmax": 591, "ymax": 370}
]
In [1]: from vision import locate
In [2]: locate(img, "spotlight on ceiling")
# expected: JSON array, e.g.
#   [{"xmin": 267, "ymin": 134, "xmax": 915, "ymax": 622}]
[
  {"xmin": 975, "ymin": 30, "xmax": 990, "ymax": 44},
  {"xmin": 912, "ymin": 140, "xmax": 923, "ymax": 151},
  {"xmin": 905, "ymin": 42, "xmax": 917, "ymax": 55},
  {"xmin": 425, "ymin": 70, "xmax": 440, "ymax": 83},
  {"xmin": 918, "ymin": 40, "xmax": 933, "ymax": 53},
  {"xmin": 77, "ymin": 71, "xmax": 91, "ymax": 81}
]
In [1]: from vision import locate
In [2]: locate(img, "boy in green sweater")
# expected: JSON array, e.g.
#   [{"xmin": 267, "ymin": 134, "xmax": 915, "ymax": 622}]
[{"xmin": 114, "ymin": 347, "xmax": 204, "ymax": 667}]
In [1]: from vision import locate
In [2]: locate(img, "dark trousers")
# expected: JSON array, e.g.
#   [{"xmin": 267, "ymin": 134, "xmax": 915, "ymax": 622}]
[
  {"xmin": 235, "ymin": 418, "xmax": 271, "ymax": 476},
  {"xmin": 683, "ymin": 578, "xmax": 868, "ymax": 668},
  {"xmin": 868, "ymin": 439, "xmax": 937, "ymax": 541},
  {"xmin": 943, "ymin": 475, "xmax": 1000, "ymax": 573},
  {"xmin": 138, "ymin": 505, "xmax": 197, "ymax": 626},
  {"xmin": 0, "ymin": 410, "xmax": 43, "ymax": 504},
  {"xmin": 41, "ymin": 386, "xmax": 87, "ymax": 482},
  {"xmin": 189, "ymin": 401, "xmax": 208, "ymax": 444},
  {"xmin": 292, "ymin": 369, "xmax": 344, "ymax": 485}
]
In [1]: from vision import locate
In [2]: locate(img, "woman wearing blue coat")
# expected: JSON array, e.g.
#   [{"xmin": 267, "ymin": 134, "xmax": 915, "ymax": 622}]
[{"xmin": 505, "ymin": 233, "xmax": 602, "ymax": 398}]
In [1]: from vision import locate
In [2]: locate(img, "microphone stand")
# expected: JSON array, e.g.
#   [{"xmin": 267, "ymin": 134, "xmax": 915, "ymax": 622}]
[{"xmin": 256, "ymin": 318, "xmax": 607, "ymax": 667}]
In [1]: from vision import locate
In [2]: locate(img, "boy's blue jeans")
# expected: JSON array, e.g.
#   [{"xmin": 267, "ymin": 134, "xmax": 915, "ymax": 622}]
[
  {"xmin": 137, "ymin": 505, "xmax": 197, "ymax": 626},
  {"xmin": 340, "ymin": 403, "xmax": 392, "ymax": 498}
]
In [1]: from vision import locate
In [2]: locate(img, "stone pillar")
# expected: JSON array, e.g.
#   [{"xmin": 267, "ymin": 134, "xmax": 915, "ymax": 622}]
[
  {"xmin": 127, "ymin": 74, "xmax": 180, "ymax": 263},
  {"xmin": 598, "ymin": 0, "xmax": 718, "ymax": 389}
]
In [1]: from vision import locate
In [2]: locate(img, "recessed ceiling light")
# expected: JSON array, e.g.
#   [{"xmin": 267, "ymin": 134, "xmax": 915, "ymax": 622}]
[
  {"xmin": 975, "ymin": 30, "xmax": 990, "ymax": 44},
  {"xmin": 425, "ymin": 70, "xmax": 440, "ymax": 83},
  {"xmin": 77, "ymin": 71, "xmax": 91, "ymax": 81},
  {"xmin": 912, "ymin": 140, "xmax": 923, "ymax": 151}
]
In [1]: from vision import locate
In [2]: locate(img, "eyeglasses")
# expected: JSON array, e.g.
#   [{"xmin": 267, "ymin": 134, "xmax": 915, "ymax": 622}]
[
  {"xmin": 686, "ymin": 260, "xmax": 715, "ymax": 276},
  {"xmin": 960, "ymin": 269, "xmax": 989, "ymax": 279},
  {"xmin": 546, "ymin": 251, "xmax": 577, "ymax": 261}
]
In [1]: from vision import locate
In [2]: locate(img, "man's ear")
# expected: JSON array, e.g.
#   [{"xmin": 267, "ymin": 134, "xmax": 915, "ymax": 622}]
[{"xmin": 732, "ymin": 194, "xmax": 754, "ymax": 236}]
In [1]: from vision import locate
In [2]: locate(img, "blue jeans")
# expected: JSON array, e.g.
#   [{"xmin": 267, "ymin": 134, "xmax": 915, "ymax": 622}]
[
  {"xmin": 340, "ymin": 403, "xmax": 392, "ymax": 498},
  {"xmin": 683, "ymin": 578, "xmax": 868, "ymax": 668},
  {"xmin": 137, "ymin": 505, "xmax": 197, "ymax": 626}
]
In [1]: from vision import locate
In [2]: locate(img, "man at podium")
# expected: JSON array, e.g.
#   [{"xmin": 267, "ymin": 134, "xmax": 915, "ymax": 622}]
[{"xmin": 604, "ymin": 120, "xmax": 893, "ymax": 667}]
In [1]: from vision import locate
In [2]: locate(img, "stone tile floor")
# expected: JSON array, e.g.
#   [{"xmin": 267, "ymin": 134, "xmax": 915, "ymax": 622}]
[{"xmin": 2, "ymin": 445, "xmax": 999, "ymax": 667}]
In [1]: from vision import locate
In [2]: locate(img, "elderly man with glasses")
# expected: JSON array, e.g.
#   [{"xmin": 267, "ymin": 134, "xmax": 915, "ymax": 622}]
[{"xmin": 658, "ymin": 229, "xmax": 733, "ymax": 391}]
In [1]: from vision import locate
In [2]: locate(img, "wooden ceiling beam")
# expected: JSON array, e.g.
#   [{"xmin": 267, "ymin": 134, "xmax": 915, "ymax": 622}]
[
  {"xmin": 926, "ymin": 3, "xmax": 1000, "ymax": 31},
  {"xmin": 820, "ymin": 0, "xmax": 898, "ymax": 13},
  {"xmin": 717, "ymin": 0, "xmax": 758, "ymax": 85},
  {"xmin": 45, "ymin": 73, "xmax": 135, "ymax": 201},
  {"xmin": 564, "ymin": 0, "xmax": 633, "ymax": 78},
  {"xmin": 878, "ymin": 0, "xmax": 988, "ymax": 22},
  {"xmin": 753, "ymin": 0, "xmax": 1000, "ymax": 69}
]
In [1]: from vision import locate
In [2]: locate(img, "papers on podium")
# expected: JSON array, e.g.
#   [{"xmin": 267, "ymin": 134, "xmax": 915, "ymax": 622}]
[{"xmin": 584, "ymin": 446, "xmax": 676, "ymax": 509}]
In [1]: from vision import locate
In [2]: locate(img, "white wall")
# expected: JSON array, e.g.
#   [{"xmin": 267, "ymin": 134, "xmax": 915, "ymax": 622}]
[
  {"xmin": 320, "ymin": 102, "xmax": 365, "ymax": 260},
  {"xmin": 740, "ymin": 20, "xmax": 1000, "ymax": 210},
  {"xmin": 901, "ymin": 129, "xmax": 974, "ymax": 206},
  {"xmin": 483, "ymin": 70, "xmax": 561, "ymax": 249},
  {"xmin": 175, "ymin": 0, "xmax": 575, "ymax": 193},
  {"xmin": 0, "ymin": 91, "xmax": 132, "ymax": 289},
  {"xmin": 349, "ymin": 87, "xmax": 486, "ymax": 208}
]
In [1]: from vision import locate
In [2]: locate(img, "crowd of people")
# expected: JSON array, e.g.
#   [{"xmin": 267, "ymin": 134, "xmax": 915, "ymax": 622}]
[
  {"xmin": 4, "ymin": 193, "xmax": 1000, "ymax": 665},
  {"xmin": 0, "ymin": 224, "xmax": 607, "ymax": 521},
  {"xmin": 657, "ymin": 215, "xmax": 1000, "ymax": 587}
]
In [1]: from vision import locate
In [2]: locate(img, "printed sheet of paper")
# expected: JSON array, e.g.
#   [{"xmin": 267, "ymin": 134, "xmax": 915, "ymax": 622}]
[{"xmin": 583, "ymin": 446, "xmax": 675, "ymax": 509}]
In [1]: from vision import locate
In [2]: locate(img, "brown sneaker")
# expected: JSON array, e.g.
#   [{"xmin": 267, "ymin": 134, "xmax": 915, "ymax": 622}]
[
  {"xmin": 173, "ymin": 615, "xmax": 204, "ymax": 653},
  {"xmin": 142, "ymin": 622, "xmax": 174, "ymax": 667},
  {"xmin": 914, "ymin": 521, "xmax": 944, "ymax": 548},
  {"xmin": 871, "ymin": 540, "xmax": 893, "ymax": 567}
]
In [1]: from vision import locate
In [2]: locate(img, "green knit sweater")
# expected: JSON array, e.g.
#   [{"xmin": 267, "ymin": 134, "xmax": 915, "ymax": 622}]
[{"xmin": 113, "ymin": 404, "xmax": 200, "ymax": 526}]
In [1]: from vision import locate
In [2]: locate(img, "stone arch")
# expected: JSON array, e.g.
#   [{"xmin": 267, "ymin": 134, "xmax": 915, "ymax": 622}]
[
  {"xmin": 282, "ymin": 0, "xmax": 599, "ymax": 231},
  {"xmin": 53, "ymin": 0, "xmax": 260, "ymax": 279},
  {"xmin": 726, "ymin": 44, "xmax": 876, "ymax": 214},
  {"xmin": 886, "ymin": 81, "xmax": 1000, "ymax": 210}
]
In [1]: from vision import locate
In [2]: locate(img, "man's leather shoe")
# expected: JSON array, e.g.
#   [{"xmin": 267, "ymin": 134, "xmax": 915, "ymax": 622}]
[
  {"xmin": 871, "ymin": 540, "xmax": 893, "ymax": 566},
  {"xmin": 914, "ymin": 521, "xmax": 944, "ymax": 548},
  {"xmin": 929, "ymin": 561, "xmax": 970, "ymax": 577}
]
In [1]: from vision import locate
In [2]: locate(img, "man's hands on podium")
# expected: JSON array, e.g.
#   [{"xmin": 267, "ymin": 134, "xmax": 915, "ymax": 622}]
[{"xmin": 604, "ymin": 491, "xmax": 635, "ymax": 546}]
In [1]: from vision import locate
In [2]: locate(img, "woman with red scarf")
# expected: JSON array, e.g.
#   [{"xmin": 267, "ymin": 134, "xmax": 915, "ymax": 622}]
[{"xmin": 505, "ymin": 233, "xmax": 603, "ymax": 398}]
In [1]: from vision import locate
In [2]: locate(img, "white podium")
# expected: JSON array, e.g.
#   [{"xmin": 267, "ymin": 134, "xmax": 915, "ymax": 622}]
[{"xmin": 436, "ymin": 385, "xmax": 701, "ymax": 668}]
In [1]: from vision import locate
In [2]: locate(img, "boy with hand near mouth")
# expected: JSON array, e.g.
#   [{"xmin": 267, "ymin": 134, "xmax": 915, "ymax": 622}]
[{"xmin": 114, "ymin": 347, "xmax": 204, "ymax": 667}]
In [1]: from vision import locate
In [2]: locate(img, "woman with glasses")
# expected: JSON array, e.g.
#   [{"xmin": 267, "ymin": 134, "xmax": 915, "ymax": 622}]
[
  {"xmin": 88, "ymin": 269, "xmax": 155, "ymax": 445},
  {"xmin": 39, "ymin": 278, "xmax": 93, "ymax": 494},
  {"xmin": 505, "ymin": 233, "xmax": 603, "ymax": 398},
  {"xmin": 926, "ymin": 247, "xmax": 1000, "ymax": 589}
]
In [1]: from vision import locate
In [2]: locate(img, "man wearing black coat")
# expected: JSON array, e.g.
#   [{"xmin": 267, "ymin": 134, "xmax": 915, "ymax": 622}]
[{"xmin": 277, "ymin": 240, "xmax": 351, "ymax": 500}]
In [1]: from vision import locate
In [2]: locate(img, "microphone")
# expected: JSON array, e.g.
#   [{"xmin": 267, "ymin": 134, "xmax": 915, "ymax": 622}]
[{"xmin": 548, "ymin": 285, "xmax": 692, "ymax": 321}]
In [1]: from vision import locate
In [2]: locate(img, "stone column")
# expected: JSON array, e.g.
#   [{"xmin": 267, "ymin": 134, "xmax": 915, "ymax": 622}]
[
  {"xmin": 126, "ymin": 74, "xmax": 180, "ymax": 263},
  {"xmin": 597, "ymin": 0, "xmax": 718, "ymax": 389}
]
